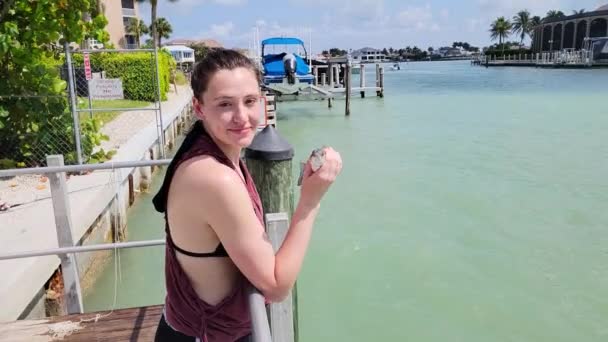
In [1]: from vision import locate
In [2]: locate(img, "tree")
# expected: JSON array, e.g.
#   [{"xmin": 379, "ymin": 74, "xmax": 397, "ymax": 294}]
[
  {"xmin": 389, "ymin": 47, "xmax": 394, "ymax": 54},
  {"xmin": 428, "ymin": 47, "xmax": 434, "ymax": 53},
  {"xmin": 328, "ymin": 48, "xmax": 346, "ymax": 57},
  {"xmin": 188, "ymin": 42, "xmax": 210, "ymax": 61},
  {"xmin": 530, "ymin": 16, "xmax": 542, "ymax": 28},
  {"xmin": 545, "ymin": 10, "xmax": 565, "ymax": 19},
  {"xmin": 136, "ymin": 0, "xmax": 178, "ymax": 49},
  {"xmin": 572, "ymin": 9, "xmax": 585, "ymax": 15},
  {"xmin": 490, "ymin": 17, "xmax": 512, "ymax": 53},
  {"xmin": 382, "ymin": 48, "xmax": 388, "ymax": 55},
  {"xmin": 126, "ymin": 18, "xmax": 149, "ymax": 47},
  {"xmin": 453, "ymin": 42, "xmax": 473, "ymax": 51},
  {"xmin": 0, "ymin": 0, "xmax": 109, "ymax": 165},
  {"xmin": 512, "ymin": 10, "xmax": 531, "ymax": 46},
  {"xmin": 152, "ymin": 17, "xmax": 172, "ymax": 47}
]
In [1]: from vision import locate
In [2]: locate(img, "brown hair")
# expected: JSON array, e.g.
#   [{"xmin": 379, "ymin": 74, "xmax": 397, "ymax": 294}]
[{"xmin": 190, "ymin": 48, "xmax": 262, "ymax": 101}]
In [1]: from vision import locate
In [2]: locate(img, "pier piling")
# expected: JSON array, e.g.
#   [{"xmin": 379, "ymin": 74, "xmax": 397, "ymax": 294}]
[
  {"xmin": 47, "ymin": 155, "xmax": 84, "ymax": 315},
  {"xmin": 244, "ymin": 125, "xmax": 297, "ymax": 342},
  {"xmin": 345, "ymin": 61, "xmax": 352, "ymax": 116}
]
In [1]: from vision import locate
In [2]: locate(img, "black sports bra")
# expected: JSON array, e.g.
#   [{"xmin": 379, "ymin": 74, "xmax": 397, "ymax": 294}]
[{"xmin": 165, "ymin": 219, "xmax": 229, "ymax": 258}]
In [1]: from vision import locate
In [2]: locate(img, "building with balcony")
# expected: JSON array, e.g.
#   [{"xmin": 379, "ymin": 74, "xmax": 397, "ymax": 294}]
[
  {"xmin": 531, "ymin": 4, "xmax": 608, "ymax": 52},
  {"xmin": 101, "ymin": 0, "xmax": 141, "ymax": 49}
]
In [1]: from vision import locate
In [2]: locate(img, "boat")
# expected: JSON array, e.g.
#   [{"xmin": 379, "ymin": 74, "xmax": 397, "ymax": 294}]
[
  {"xmin": 389, "ymin": 63, "xmax": 401, "ymax": 71},
  {"xmin": 261, "ymin": 37, "xmax": 314, "ymax": 87}
]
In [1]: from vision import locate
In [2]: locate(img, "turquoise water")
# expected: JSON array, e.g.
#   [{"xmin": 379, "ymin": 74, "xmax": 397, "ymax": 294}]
[{"xmin": 85, "ymin": 61, "xmax": 608, "ymax": 341}]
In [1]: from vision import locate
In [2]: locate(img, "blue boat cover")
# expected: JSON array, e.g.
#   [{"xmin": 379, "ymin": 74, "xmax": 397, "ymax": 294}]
[
  {"xmin": 263, "ymin": 53, "xmax": 310, "ymax": 76},
  {"xmin": 261, "ymin": 37, "xmax": 305, "ymax": 46}
]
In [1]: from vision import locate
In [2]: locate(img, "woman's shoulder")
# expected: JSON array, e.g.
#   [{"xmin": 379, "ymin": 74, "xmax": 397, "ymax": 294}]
[{"xmin": 173, "ymin": 155, "xmax": 242, "ymax": 195}]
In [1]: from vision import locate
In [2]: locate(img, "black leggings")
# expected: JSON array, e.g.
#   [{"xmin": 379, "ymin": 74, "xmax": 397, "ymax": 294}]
[{"xmin": 154, "ymin": 314, "xmax": 251, "ymax": 342}]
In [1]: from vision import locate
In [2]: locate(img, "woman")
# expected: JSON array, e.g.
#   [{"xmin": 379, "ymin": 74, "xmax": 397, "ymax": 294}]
[{"xmin": 152, "ymin": 49, "xmax": 342, "ymax": 342}]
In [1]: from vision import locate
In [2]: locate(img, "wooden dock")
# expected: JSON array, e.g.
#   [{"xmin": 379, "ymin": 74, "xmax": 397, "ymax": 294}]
[
  {"xmin": 0, "ymin": 305, "xmax": 163, "ymax": 341},
  {"xmin": 263, "ymin": 62, "xmax": 384, "ymax": 104}
]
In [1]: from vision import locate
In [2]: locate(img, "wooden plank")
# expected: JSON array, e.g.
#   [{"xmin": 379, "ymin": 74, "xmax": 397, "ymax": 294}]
[
  {"xmin": 310, "ymin": 85, "xmax": 332, "ymax": 97},
  {"xmin": 0, "ymin": 305, "xmax": 163, "ymax": 342},
  {"xmin": 265, "ymin": 213, "xmax": 295, "ymax": 342},
  {"xmin": 47, "ymin": 155, "xmax": 83, "ymax": 315}
]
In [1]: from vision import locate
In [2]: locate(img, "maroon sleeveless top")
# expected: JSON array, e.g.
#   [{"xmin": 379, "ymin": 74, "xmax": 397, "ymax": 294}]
[{"xmin": 153, "ymin": 121, "xmax": 265, "ymax": 341}]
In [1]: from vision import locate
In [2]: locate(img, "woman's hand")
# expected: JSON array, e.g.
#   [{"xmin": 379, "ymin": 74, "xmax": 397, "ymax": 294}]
[{"xmin": 299, "ymin": 147, "xmax": 342, "ymax": 209}]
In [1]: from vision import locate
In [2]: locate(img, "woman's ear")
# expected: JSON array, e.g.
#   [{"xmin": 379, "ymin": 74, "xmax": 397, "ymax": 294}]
[{"xmin": 192, "ymin": 96, "xmax": 204, "ymax": 120}]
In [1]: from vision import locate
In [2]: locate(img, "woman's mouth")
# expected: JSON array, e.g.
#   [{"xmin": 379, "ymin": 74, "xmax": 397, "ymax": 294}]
[{"xmin": 228, "ymin": 127, "xmax": 252, "ymax": 135}]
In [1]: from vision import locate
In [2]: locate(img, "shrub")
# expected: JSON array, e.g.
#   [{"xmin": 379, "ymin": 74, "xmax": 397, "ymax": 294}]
[{"xmin": 69, "ymin": 50, "xmax": 174, "ymax": 102}]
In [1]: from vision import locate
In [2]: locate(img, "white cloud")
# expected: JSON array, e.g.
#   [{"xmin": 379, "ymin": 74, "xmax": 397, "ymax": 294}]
[
  {"xmin": 440, "ymin": 8, "xmax": 449, "ymax": 19},
  {"xmin": 477, "ymin": 0, "xmax": 563, "ymax": 16},
  {"xmin": 201, "ymin": 21, "xmax": 235, "ymax": 37},
  {"xmin": 467, "ymin": 18, "xmax": 483, "ymax": 32},
  {"xmin": 395, "ymin": 4, "xmax": 440, "ymax": 32},
  {"xmin": 168, "ymin": 0, "xmax": 247, "ymax": 14}
]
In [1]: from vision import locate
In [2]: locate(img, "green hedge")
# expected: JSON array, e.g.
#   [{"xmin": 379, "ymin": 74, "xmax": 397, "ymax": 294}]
[
  {"xmin": 101, "ymin": 51, "xmax": 174, "ymax": 101},
  {"xmin": 70, "ymin": 50, "xmax": 175, "ymax": 102}
]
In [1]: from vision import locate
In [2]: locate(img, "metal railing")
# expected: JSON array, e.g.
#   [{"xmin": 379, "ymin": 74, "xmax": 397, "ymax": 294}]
[
  {"xmin": 478, "ymin": 49, "xmax": 595, "ymax": 67},
  {"xmin": 0, "ymin": 157, "xmax": 272, "ymax": 342}
]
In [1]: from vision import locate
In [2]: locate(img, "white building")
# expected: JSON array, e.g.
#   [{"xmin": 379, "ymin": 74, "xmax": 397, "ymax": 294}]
[
  {"xmin": 351, "ymin": 47, "xmax": 387, "ymax": 63},
  {"xmin": 164, "ymin": 45, "xmax": 195, "ymax": 64}
]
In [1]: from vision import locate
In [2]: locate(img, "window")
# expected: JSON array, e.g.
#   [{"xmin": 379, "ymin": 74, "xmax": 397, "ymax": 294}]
[{"xmin": 122, "ymin": 0, "xmax": 135, "ymax": 9}]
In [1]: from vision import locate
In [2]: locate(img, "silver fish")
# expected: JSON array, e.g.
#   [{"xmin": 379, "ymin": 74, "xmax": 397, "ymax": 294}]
[{"xmin": 297, "ymin": 147, "xmax": 326, "ymax": 186}]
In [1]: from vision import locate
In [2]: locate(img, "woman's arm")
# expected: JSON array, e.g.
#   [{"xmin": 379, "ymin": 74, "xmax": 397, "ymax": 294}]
[{"xmin": 184, "ymin": 148, "xmax": 341, "ymax": 302}]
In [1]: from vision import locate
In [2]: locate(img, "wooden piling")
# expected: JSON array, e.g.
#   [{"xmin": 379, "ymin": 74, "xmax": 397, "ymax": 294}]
[
  {"xmin": 375, "ymin": 64, "xmax": 381, "ymax": 97},
  {"xmin": 328, "ymin": 64, "xmax": 334, "ymax": 88},
  {"xmin": 359, "ymin": 64, "xmax": 365, "ymax": 98},
  {"xmin": 313, "ymin": 66, "xmax": 318, "ymax": 86},
  {"xmin": 244, "ymin": 125, "xmax": 297, "ymax": 342},
  {"xmin": 345, "ymin": 61, "xmax": 351, "ymax": 116},
  {"xmin": 328, "ymin": 97, "xmax": 333, "ymax": 108},
  {"xmin": 321, "ymin": 72, "xmax": 326, "ymax": 87},
  {"xmin": 47, "ymin": 155, "xmax": 84, "ymax": 315},
  {"xmin": 378, "ymin": 66, "xmax": 384, "ymax": 98}
]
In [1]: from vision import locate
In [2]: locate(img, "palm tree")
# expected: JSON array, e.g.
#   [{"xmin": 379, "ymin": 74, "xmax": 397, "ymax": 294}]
[
  {"xmin": 512, "ymin": 10, "xmax": 531, "ymax": 46},
  {"xmin": 545, "ymin": 10, "xmax": 565, "ymax": 19},
  {"xmin": 530, "ymin": 16, "xmax": 542, "ymax": 27},
  {"xmin": 153, "ymin": 17, "xmax": 172, "ymax": 47},
  {"xmin": 136, "ymin": 0, "xmax": 178, "ymax": 48},
  {"xmin": 572, "ymin": 9, "xmax": 585, "ymax": 15},
  {"xmin": 126, "ymin": 18, "xmax": 149, "ymax": 48},
  {"xmin": 490, "ymin": 17, "xmax": 512, "ymax": 53}
]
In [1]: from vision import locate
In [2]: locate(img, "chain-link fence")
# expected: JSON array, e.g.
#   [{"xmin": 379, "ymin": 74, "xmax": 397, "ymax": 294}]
[
  {"xmin": 0, "ymin": 46, "xmax": 167, "ymax": 169},
  {"xmin": 0, "ymin": 65, "xmax": 74, "ymax": 169},
  {"xmin": 68, "ymin": 48, "xmax": 165, "ymax": 165}
]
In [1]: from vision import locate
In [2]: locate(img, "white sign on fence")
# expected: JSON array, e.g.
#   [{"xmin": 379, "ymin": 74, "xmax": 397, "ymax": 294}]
[{"xmin": 89, "ymin": 79, "xmax": 124, "ymax": 100}]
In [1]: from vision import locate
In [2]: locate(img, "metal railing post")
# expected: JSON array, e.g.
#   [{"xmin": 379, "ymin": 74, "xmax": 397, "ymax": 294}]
[
  {"xmin": 64, "ymin": 42, "xmax": 84, "ymax": 165},
  {"xmin": 154, "ymin": 47, "xmax": 166, "ymax": 158},
  {"xmin": 47, "ymin": 155, "xmax": 84, "ymax": 314}
]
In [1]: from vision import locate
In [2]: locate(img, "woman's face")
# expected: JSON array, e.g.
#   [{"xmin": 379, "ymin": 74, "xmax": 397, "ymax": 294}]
[{"xmin": 194, "ymin": 67, "xmax": 261, "ymax": 148}]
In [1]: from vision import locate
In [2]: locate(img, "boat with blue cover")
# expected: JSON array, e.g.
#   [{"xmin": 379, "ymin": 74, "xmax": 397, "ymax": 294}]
[{"xmin": 261, "ymin": 37, "xmax": 314, "ymax": 87}]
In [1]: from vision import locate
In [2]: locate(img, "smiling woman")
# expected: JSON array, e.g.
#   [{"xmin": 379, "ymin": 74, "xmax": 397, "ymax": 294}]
[{"xmin": 151, "ymin": 49, "xmax": 342, "ymax": 342}]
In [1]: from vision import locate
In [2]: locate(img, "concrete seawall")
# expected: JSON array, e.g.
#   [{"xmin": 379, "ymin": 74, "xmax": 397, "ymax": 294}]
[{"xmin": 0, "ymin": 89, "xmax": 194, "ymax": 321}]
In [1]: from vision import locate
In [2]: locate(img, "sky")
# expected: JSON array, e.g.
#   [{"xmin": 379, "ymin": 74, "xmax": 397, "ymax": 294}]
[{"xmin": 139, "ymin": 0, "xmax": 607, "ymax": 53}]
